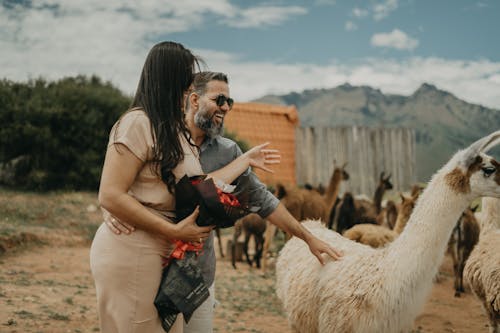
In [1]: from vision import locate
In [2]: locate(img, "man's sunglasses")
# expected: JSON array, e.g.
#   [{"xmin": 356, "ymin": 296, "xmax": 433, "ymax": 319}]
[{"xmin": 211, "ymin": 94, "xmax": 234, "ymax": 109}]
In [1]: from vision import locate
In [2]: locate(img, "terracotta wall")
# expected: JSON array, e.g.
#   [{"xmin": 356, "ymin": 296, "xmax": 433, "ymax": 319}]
[{"xmin": 224, "ymin": 102, "xmax": 298, "ymax": 186}]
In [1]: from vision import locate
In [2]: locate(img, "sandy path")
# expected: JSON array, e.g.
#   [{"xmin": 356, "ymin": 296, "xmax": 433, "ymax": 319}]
[{"xmin": 0, "ymin": 242, "xmax": 491, "ymax": 333}]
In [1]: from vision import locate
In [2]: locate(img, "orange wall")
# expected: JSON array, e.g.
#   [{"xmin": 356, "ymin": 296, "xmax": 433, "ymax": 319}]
[{"xmin": 224, "ymin": 102, "xmax": 298, "ymax": 186}]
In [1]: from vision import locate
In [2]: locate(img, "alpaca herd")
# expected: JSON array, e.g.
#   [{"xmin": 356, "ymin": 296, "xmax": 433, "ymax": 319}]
[
  {"xmin": 342, "ymin": 192, "xmax": 418, "ymax": 248},
  {"xmin": 275, "ymin": 130, "xmax": 500, "ymax": 333}
]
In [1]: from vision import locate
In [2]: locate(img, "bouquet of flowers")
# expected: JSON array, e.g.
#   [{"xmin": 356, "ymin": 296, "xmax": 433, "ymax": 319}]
[
  {"xmin": 175, "ymin": 174, "xmax": 259, "ymax": 228},
  {"xmin": 155, "ymin": 174, "xmax": 259, "ymax": 332}
]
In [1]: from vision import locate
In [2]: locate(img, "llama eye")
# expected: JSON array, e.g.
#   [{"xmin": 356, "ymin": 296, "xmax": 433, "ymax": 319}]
[{"xmin": 481, "ymin": 166, "xmax": 496, "ymax": 177}]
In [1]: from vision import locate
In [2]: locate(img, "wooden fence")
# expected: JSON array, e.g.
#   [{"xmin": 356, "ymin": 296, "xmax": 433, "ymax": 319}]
[{"xmin": 296, "ymin": 127, "xmax": 416, "ymax": 196}]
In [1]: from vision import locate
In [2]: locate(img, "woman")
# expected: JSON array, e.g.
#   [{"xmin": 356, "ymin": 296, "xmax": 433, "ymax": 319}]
[{"xmin": 89, "ymin": 41, "xmax": 279, "ymax": 333}]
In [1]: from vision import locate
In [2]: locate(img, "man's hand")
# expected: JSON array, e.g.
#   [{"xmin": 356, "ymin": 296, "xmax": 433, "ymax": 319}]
[
  {"xmin": 307, "ymin": 236, "xmax": 343, "ymax": 265},
  {"xmin": 105, "ymin": 212, "xmax": 135, "ymax": 234},
  {"xmin": 245, "ymin": 142, "xmax": 280, "ymax": 173}
]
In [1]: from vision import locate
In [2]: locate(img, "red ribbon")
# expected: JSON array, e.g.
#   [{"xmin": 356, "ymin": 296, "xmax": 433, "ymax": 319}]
[
  {"xmin": 163, "ymin": 240, "xmax": 203, "ymax": 267},
  {"xmin": 216, "ymin": 188, "xmax": 241, "ymax": 207}
]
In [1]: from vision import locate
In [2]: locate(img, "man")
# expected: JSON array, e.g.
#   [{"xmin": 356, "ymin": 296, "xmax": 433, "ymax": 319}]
[{"xmin": 107, "ymin": 71, "xmax": 342, "ymax": 332}]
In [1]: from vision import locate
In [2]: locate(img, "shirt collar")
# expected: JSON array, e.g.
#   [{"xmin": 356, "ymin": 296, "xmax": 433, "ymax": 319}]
[{"xmin": 200, "ymin": 135, "xmax": 218, "ymax": 152}]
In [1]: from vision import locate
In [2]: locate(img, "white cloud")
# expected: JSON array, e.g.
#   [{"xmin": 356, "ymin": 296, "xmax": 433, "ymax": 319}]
[
  {"xmin": 223, "ymin": 5, "xmax": 307, "ymax": 29},
  {"xmin": 352, "ymin": 7, "xmax": 369, "ymax": 18},
  {"xmin": 350, "ymin": 0, "xmax": 398, "ymax": 21},
  {"xmin": 371, "ymin": 29, "xmax": 419, "ymax": 51},
  {"xmin": 0, "ymin": 0, "xmax": 307, "ymax": 97},
  {"xmin": 373, "ymin": 0, "xmax": 399, "ymax": 21},
  {"xmin": 345, "ymin": 21, "xmax": 358, "ymax": 31},
  {"xmin": 2, "ymin": 1, "xmax": 500, "ymax": 111}
]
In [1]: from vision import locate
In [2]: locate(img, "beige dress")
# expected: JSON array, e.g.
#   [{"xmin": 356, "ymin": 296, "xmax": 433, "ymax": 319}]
[{"xmin": 90, "ymin": 109, "xmax": 203, "ymax": 333}]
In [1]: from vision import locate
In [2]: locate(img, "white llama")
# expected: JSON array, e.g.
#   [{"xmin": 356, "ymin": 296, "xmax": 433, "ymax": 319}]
[
  {"xmin": 464, "ymin": 196, "xmax": 500, "ymax": 333},
  {"xmin": 276, "ymin": 130, "xmax": 500, "ymax": 333}
]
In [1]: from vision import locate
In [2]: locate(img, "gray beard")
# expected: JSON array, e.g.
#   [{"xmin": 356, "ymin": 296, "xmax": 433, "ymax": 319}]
[{"xmin": 194, "ymin": 106, "xmax": 224, "ymax": 138}]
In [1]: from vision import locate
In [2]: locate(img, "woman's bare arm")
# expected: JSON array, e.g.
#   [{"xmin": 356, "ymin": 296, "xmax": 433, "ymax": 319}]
[{"xmin": 207, "ymin": 142, "xmax": 280, "ymax": 184}]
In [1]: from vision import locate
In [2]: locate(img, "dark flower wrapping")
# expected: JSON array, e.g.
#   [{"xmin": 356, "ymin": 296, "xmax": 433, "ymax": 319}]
[
  {"xmin": 155, "ymin": 251, "xmax": 209, "ymax": 332},
  {"xmin": 155, "ymin": 174, "xmax": 259, "ymax": 332},
  {"xmin": 175, "ymin": 174, "xmax": 259, "ymax": 228}
]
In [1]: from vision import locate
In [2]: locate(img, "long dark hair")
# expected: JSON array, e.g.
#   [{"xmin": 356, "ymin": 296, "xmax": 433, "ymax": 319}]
[{"xmin": 131, "ymin": 41, "xmax": 200, "ymax": 193}]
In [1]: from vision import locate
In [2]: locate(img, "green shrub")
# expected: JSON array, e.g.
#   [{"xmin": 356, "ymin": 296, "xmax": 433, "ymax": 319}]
[{"xmin": 0, "ymin": 76, "xmax": 131, "ymax": 190}]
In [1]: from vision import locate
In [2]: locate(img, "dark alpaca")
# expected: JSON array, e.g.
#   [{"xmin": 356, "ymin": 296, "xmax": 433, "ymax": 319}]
[
  {"xmin": 330, "ymin": 171, "xmax": 391, "ymax": 230},
  {"xmin": 355, "ymin": 171, "xmax": 393, "ymax": 218},
  {"xmin": 383, "ymin": 200, "xmax": 398, "ymax": 229},
  {"xmin": 373, "ymin": 172, "xmax": 393, "ymax": 214},
  {"xmin": 232, "ymin": 213, "xmax": 267, "ymax": 269},
  {"xmin": 334, "ymin": 192, "xmax": 359, "ymax": 234},
  {"xmin": 447, "ymin": 206, "xmax": 480, "ymax": 297},
  {"xmin": 214, "ymin": 227, "xmax": 224, "ymax": 258}
]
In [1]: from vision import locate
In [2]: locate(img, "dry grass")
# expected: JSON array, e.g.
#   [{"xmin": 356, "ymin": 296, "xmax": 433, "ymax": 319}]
[
  {"xmin": 214, "ymin": 257, "xmax": 290, "ymax": 333},
  {"xmin": 0, "ymin": 188, "xmax": 101, "ymax": 254}
]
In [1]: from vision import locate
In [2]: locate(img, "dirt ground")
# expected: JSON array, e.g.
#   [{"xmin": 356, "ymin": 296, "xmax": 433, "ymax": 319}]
[{"xmin": 0, "ymin": 235, "xmax": 491, "ymax": 333}]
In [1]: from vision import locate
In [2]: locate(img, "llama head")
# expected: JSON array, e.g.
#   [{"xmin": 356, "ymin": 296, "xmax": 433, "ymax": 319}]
[
  {"xmin": 399, "ymin": 194, "xmax": 417, "ymax": 220},
  {"xmin": 276, "ymin": 183, "xmax": 287, "ymax": 199},
  {"xmin": 333, "ymin": 161, "xmax": 350, "ymax": 181},
  {"xmin": 379, "ymin": 171, "xmax": 393, "ymax": 190},
  {"xmin": 443, "ymin": 130, "xmax": 500, "ymax": 198}
]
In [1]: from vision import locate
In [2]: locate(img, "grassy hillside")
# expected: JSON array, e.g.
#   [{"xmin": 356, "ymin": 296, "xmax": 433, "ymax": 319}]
[{"xmin": 0, "ymin": 189, "xmax": 101, "ymax": 254}]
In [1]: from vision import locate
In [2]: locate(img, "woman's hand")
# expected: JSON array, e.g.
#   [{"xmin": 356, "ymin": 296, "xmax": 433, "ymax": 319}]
[
  {"xmin": 244, "ymin": 142, "xmax": 280, "ymax": 173},
  {"xmin": 306, "ymin": 235, "xmax": 343, "ymax": 265},
  {"xmin": 173, "ymin": 207, "xmax": 214, "ymax": 243}
]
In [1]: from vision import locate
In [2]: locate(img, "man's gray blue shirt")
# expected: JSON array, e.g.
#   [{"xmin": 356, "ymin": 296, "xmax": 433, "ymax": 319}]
[{"xmin": 198, "ymin": 135, "xmax": 279, "ymax": 286}]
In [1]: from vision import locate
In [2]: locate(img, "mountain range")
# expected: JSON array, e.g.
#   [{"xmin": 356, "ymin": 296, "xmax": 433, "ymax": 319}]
[{"xmin": 254, "ymin": 83, "xmax": 500, "ymax": 182}]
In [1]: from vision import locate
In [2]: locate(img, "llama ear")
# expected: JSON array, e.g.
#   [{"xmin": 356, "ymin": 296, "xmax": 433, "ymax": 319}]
[
  {"xmin": 470, "ymin": 204, "xmax": 479, "ymax": 213},
  {"xmin": 342, "ymin": 162, "xmax": 348, "ymax": 169},
  {"xmin": 276, "ymin": 183, "xmax": 286, "ymax": 199},
  {"xmin": 380, "ymin": 171, "xmax": 385, "ymax": 180},
  {"xmin": 462, "ymin": 130, "xmax": 500, "ymax": 167},
  {"xmin": 479, "ymin": 130, "xmax": 500, "ymax": 153},
  {"xmin": 411, "ymin": 189, "xmax": 420, "ymax": 200}
]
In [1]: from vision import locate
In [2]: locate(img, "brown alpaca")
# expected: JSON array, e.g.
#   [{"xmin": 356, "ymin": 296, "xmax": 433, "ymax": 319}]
[
  {"xmin": 323, "ymin": 162, "xmax": 350, "ymax": 220},
  {"xmin": 231, "ymin": 213, "xmax": 267, "ymax": 269},
  {"xmin": 299, "ymin": 188, "xmax": 327, "ymax": 221},
  {"xmin": 393, "ymin": 192, "xmax": 418, "ymax": 234},
  {"xmin": 276, "ymin": 183, "xmax": 303, "ymax": 221},
  {"xmin": 304, "ymin": 162, "xmax": 350, "ymax": 227},
  {"xmin": 447, "ymin": 206, "xmax": 480, "ymax": 297}
]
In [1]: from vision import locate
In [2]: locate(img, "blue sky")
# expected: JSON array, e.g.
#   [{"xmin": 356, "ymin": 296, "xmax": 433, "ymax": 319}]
[{"xmin": 2, "ymin": 0, "xmax": 500, "ymax": 109}]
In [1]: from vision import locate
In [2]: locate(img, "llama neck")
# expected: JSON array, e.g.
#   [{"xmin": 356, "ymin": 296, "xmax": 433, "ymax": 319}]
[
  {"xmin": 324, "ymin": 171, "xmax": 341, "ymax": 209},
  {"xmin": 393, "ymin": 213, "xmax": 409, "ymax": 234},
  {"xmin": 387, "ymin": 175, "xmax": 472, "ymax": 278},
  {"xmin": 373, "ymin": 187, "xmax": 385, "ymax": 214}
]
